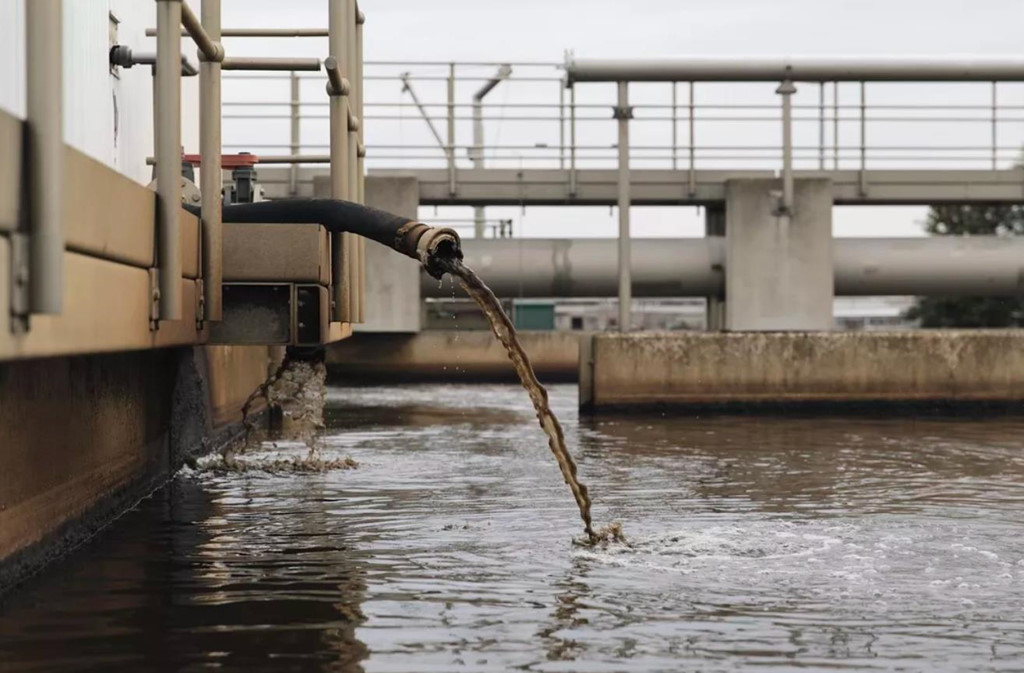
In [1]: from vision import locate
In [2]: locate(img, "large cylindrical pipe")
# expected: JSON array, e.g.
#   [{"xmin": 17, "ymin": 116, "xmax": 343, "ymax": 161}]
[
  {"xmin": 427, "ymin": 238, "xmax": 724, "ymax": 298},
  {"xmin": 833, "ymin": 237, "xmax": 1024, "ymax": 296},
  {"xmin": 567, "ymin": 56, "xmax": 1024, "ymax": 83},
  {"xmin": 424, "ymin": 237, "xmax": 1024, "ymax": 298},
  {"xmin": 199, "ymin": 0, "xmax": 222, "ymax": 321},
  {"xmin": 155, "ymin": 0, "xmax": 183, "ymax": 320},
  {"xmin": 26, "ymin": 0, "xmax": 63, "ymax": 314}
]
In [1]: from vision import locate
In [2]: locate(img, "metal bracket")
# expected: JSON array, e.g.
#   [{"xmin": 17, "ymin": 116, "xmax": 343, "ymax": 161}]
[
  {"xmin": 612, "ymin": 105, "xmax": 634, "ymax": 120},
  {"xmin": 9, "ymin": 232, "xmax": 30, "ymax": 334},
  {"xmin": 148, "ymin": 268, "xmax": 161, "ymax": 331},
  {"xmin": 195, "ymin": 278, "xmax": 205, "ymax": 330}
]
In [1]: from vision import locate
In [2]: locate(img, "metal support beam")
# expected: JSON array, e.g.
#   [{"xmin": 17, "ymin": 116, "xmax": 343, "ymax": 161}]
[
  {"xmin": 25, "ymin": 0, "xmax": 64, "ymax": 316},
  {"xmin": 199, "ymin": 0, "xmax": 222, "ymax": 321},
  {"xmin": 615, "ymin": 81, "xmax": 632, "ymax": 332},
  {"xmin": 355, "ymin": 8, "xmax": 366, "ymax": 323},
  {"xmin": 328, "ymin": 0, "xmax": 352, "ymax": 323},
  {"xmin": 155, "ymin": 0, "xmax": 183, "ymax": 321}
]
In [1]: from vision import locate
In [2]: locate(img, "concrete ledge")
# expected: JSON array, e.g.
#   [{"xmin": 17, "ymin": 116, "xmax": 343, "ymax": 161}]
[
  {"xmin": 581, "ymin": 330, "xmax": 1024, "ymax": 411},
  {"xmin": 327, "ymin": 330, "xmax": 583, "ymax": 382}
]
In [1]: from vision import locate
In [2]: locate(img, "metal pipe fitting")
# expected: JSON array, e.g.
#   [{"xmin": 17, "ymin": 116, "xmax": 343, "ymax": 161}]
[
  {"xmin": 181, "ymin": 1, "xmax": 224, "ymax": 62},
  {"xmin": 324, "ymin": 56, "xmax": 350, "ymax": 96},
  {"xmin": 109, "ymin": 45, "xmax": 199, "ymax": 76}
]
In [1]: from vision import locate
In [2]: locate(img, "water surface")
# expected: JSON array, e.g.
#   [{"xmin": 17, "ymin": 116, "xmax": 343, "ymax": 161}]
[{"xmin": 3, "ymin": 383, "xmax": 1024, "ymax": 672}]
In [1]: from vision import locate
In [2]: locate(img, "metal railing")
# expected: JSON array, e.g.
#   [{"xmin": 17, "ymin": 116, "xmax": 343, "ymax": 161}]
[
  {"xmin": 148, "ymin": 0, "xmax": 365, "ymax": 325},
  {"xmin": 218, "ymin": 60, "xmax": 1024, "ymax": 185}
]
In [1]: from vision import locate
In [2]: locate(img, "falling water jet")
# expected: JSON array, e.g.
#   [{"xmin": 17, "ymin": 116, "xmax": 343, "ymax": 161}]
[{"xmin": 205, "ymin": 199, "xmax": 618, "ymax": 543}]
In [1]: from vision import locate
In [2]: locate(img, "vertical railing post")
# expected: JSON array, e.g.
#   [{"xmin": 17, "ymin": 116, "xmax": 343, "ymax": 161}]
[
  {"xmin": 155, "ymin": 0, "xmax": 183, "ymax": 321},
  {"xmin": 328, "ymin": 0, "xmax": 352, "ymax": 323},
  {"xmin": 447, "ymin": 62, "xmax": 456, "ymax": 196},
  {"xmin": 671, "ymin": 82, "xmax": 678, "ymax": 170},
  {"xmin": 25, "ymin": 0, "xmax": 64, "ymax": 316},
  {"xmin": 199, "ymin": 0, "xmax": 223, "ymax": 321},
  {"xmin": 289, "ymin": 71, "xmax": 300, "ymax": 196},
  {"xmin": 991, "ymin": 81, "xmax": 998, "ymax": 170},
  {"xmin": 776, "ymin": 77, "xmax": 796, "ymax": 215},
  {"xmin": 688, "ymin": 81, "xmax": 696, "ymax": 197},
  {"xmin": 859, "ymin": 81, "xmax": 867, "ymax": 196},
  {"xmin": 355, "ymin": 7, "xmax": 366, "ymax": 323},
  {"xmin": 558, "ymin": 83, "xmax": 565, "ymax": 170},
  {"xmin": 615, "ymin": 81, "xmax": 632, "ymax": 333},
  {"xmin": 568, "ymin": 81, "xmax": 577, "ymax": 197},
  {"xmin": 833, "ymin": 82, "xmax": 839, "ymax": 170},
  {"xmin": 818, "ymin": 82, "xmax": 825, "ymax": 170}
]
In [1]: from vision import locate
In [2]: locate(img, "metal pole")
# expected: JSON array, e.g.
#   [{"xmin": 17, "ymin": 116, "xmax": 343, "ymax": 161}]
[
  {"xmin": 25, "ymin": 0, "xmax": 63, "ymax": 315},
  {"xmin": 472, "ymin": 93, "xmax": 485, "ymax": 236},
  {"xmin": 616, "ymin": 81, "xmax": 632, "ymax": 333},
  {"xmin": 569, "ymin": 82, "xmax": 577, "ymax": 197},
  {"xmin": 155, "ymin": 0, "xmax": 183, "ymax": 320},
  {"xmin": 347, "ymin": 2, "xmax": 359, "ymax": 202},
  {"xmin": 859, "ymin": 81, "xmax": 867, "ymax": 196},
  {"xmin": 220, "ymin": 57, "xmax": 321, "ymax": 71},
  {"xmin": 818, "ymin": 82, "xmax": 825, "ymax": 169},
  {"xmin": 688, "ymin": 81, "xmax": 695, "ymax": 197},
  {"xmin": 470, "ymin": 64, "xmax": 510, "ymax": 237},
  {"xmin": 328, "ymin": 0, "xmax": 351, "ymax": 323},
  {"xmin": 671, "ymin": 82, "xmax": 678, "ymax": 170},
  {"xmin": 199, "ymin": 0, "xmax": 223, "ymax": 321},
  {"xmin": 447, "ymin": 62, "xmax": 456, "ymax": 196},
  {"xmin": 558, "ymin": 83, "xmax": 565, "ymax": 170},
  {"xmin": 991, "ymin": 81, "xmax": 997, "ymax": 169},
  {"xmin": 833, "ymin": 82, "xmax": 839, "ymax": 169},
  {"xmin": 777, "ymin": 78, "xmax": 796, "ymax": 214},
  {"xmin": 399, "ymin": 74, "xmax": 447, "ymax": 152},
  {"xmin": 356, "ymin": 8, "xmax": 366, "ymax": 323},
  {"xmin": 289, "ymin": 72, "xmax": 300, "ymax": 195}
]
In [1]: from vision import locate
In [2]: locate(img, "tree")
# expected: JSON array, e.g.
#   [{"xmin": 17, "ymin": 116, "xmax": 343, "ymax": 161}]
[{"xmin": 904, "ymin": 204, "xmax": 1024, "ymax": 328}]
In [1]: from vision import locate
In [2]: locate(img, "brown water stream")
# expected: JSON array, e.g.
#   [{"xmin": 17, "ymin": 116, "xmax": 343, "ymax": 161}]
[{"xmin": 444, "ymin": 259, "xmax": 608, "ymax": 543}]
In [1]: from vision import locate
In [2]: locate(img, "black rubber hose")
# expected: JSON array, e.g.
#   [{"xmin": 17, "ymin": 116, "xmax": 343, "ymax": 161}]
[{"xmin": 183, "ymin": 198, "xmax": 462, "ymax": 278}]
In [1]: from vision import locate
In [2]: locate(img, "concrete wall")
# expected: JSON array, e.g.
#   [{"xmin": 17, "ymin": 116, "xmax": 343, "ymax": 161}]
[
  {"xmin": 327, "ymin": 330, "xmax": 582, "ymax": 382},
  {"xmin": 0, "ymin": 345, "xmax": 275, "ymax": 589},
  {"xmin": 581, "ymin": 331, "xmax": 1024, "ymax": 410},
  {"xmin": 725, "ymin": 179, "xmax": 833, "ymax": 330}
]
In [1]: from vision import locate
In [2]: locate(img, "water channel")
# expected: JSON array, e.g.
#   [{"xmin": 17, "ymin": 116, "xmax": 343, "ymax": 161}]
[{"xmin": 2, "ymin": 382, "xmax": 1024, "ymax": 671}]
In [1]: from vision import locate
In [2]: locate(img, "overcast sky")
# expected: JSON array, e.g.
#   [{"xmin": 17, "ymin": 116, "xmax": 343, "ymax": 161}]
[{"xmin": 221, "ymin": 1, "xmax": 1024, "ymax": 238}]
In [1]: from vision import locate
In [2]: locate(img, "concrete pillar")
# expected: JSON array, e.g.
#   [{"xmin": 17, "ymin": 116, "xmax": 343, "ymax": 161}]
[
  {"xmin": 724, "ymin": 178, "xmax": 833, "ymax": 331},
  {"xmin": 312, "ymin": 175, "xmax": 421, "ymax": 332},
  {"xmin": 704, "ymin": 205, "xmax": 725, "ymax": 331}
]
